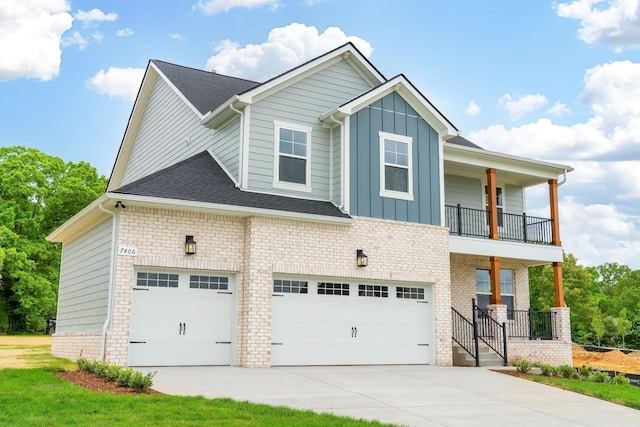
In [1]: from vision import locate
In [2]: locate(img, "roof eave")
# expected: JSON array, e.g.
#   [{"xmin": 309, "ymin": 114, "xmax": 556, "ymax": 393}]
[{"xmin": 107, "ymin": 192, "xmax": 354, "ymax": 225}]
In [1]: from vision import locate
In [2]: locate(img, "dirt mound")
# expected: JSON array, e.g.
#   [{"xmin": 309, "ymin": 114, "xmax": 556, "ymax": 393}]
[{"xmin": 572, "ymin": 343, "xmax": 640, "ymax": 374}]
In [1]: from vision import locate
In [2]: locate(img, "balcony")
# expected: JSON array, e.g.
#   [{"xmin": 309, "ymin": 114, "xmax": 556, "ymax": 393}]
[{"xmin": 445, "ymin": 204, "xmax": 553, "ymax": 245}]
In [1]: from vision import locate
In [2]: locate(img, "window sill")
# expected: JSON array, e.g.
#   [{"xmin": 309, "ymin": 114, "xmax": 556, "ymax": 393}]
[{"xmin": 379, "ymin": 189, "xmax": 414, "ymax": 201}]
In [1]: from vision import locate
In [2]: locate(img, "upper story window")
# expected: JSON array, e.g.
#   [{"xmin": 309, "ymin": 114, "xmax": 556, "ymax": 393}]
[
  {"xmin": 484, "ymin": 185, "xmax": 504, "ymax": 227},
  {"xmin": 379, "ymin": 131, "xmax": 413, "ymax": 201},
  {"xmin": 273, "ymin": 121, "xmax": 312, "ymax": 192}
]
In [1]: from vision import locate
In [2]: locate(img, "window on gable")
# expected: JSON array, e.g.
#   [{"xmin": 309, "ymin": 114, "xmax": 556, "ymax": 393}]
[
  {"xmin": 274, "ymin": 121, "xmax": 311, "ymax": 191},
  {"xmin": 379, "ymin": 131, "xmax": 413, "ymax": 201}
]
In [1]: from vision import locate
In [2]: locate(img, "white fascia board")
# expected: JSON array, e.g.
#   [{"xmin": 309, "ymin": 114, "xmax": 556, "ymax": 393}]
[
  {"xmin": 150, "ymin": 62, "xmax": 205, "ymax": 119},
  {"xmin": 46, "ymin": 194, "xmax": 112, "ymax": 243},
  {"xmin": 444, "ymin": 144, "xmax": 573, "ymax": 180},
  {"xmin": 236, "ymin": 44, "xmax": 385, "ymax": 105},
  {"xmin": 200, "ymin": 95, "xmax": 248, "ymax": 128},
  {"xmin": 449, "ymin": 236, "xmax": 564, "ymax": 265},
  {"xmin": 320, "ymin": 76, "xmax": 457, "ymax": 137},
  {"xmin": 105, "ymin": 192, "xmax": 354, "ymax": 225}
]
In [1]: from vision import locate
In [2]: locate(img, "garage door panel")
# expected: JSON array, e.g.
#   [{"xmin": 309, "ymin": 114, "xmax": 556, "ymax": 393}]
[
  {"xmin": 271, "ymin": 281, "xmax": 434, "ymax": 366},
  {"xmin": 129, "ymin": 271, "xmax": 234, "ymax": 367}
]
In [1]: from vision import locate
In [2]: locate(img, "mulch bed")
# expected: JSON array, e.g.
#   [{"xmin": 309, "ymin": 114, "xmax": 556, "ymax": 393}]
[{"xmin": 55, "ymin": 371, "xmax": 161, "ymax": 395}]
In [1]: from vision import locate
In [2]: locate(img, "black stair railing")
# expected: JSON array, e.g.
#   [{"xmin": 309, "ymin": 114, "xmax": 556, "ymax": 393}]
[
  {"xmin": 452, "ymin": 307, "xmax": 479, "ymax": 367},
  {"xmin": 473, "ymin": 299, "xmax": 508, "ymax": 366}
]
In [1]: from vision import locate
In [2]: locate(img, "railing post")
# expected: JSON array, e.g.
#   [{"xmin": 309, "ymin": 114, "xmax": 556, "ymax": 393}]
[
  {"xmin": 456, "ymin": 204, "xmax": 462, "ymax": 236},
  {"xmin": 522, "ymin": 213, "xmax": 528, "ymax": 243},
  {"xmin": 502, "ymin": 322, "xmax": 508, "ymax": 366},
  {"xmin": 472, "ymin": 299, "xmax": 479, "ymax": 367},
  {"xmin": 528, "ymin": 308, "xmax": 534, "ymax": 340}
]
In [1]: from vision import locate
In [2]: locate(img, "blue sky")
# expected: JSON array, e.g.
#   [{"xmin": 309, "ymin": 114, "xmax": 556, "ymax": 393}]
[{"xmin": 2, "ymin": 0, "xmax": 640, "ymax": 268}]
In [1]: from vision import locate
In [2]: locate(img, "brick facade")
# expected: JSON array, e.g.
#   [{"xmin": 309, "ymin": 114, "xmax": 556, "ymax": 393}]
[{"xmin": 62, "ymin": 206, "xmax": 452, "ymax": 367}]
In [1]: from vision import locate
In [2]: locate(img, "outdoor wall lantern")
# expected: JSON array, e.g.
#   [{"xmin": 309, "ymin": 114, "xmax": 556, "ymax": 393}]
[
  {"xmin": 185, "ymin": 235, "xmax": 197, "ymax": 255},
  {"xmin": 356, "ymin": 249, "xmax": 368, "ymax": 267}
]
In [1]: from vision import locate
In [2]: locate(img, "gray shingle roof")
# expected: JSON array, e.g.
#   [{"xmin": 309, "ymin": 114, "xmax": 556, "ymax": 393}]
[
  {"xmin": 446, "ymin": 135, "xmax": 483, "ymax": 149},
  {"xmin": 152, "ymin": 60, "xmax": 260, "ymax": 115},
  {"xmin": 112, "ymin": 152, "xmax": 351, "ymax": 219}
]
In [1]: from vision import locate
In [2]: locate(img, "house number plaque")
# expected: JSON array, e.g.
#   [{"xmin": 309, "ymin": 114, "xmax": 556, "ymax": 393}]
[{"xmin": 118, "ymin": 246, "xmax": 138, "ymax": 256}]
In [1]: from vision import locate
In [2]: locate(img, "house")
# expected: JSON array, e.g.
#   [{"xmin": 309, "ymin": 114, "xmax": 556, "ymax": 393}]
[{"xmin": 48, "ymin": 43, "xmax": 574, "ymax": 368}]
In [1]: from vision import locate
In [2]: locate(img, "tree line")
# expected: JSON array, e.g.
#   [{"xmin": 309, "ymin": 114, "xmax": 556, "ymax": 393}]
[
  {"xmin": 0, "ymin": 146, "xmax": 107, "ymax": 333},
  {"xmin": 530, "ymin": 253, "xmax": 640, "ymax": 349}
]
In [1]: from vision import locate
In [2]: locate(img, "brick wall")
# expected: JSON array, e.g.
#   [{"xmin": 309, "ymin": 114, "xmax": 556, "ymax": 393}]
[
  {"xmin": 104, "ymin": 206, "xmax": 452, "ymax": 367},
  {"xmin": 51, "ymin": 332, "xmax": 102, "ymax": 362}
]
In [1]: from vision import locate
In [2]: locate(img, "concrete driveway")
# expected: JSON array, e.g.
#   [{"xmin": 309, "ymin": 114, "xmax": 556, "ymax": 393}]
[{"xmin": 141, "ymin": 365, "xmax": 640, "ymax": 426}]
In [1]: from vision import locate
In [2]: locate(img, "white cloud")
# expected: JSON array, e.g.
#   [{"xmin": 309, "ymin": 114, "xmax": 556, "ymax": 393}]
[
  {"xmin": 0, "ymin": 0, "xmax": 72, "ymax": 81},
  {"xmin": 62, "ymin": 31, "xmax": 88, "ymax": 50},
  {"xmin": 556, "ymin": 0, "xmax": 640, "ymax": 52},
  {"xmin": 547, "ymin": 101, "xmax": 570, "ymax": 116},
  {"xmin": 205, "ymin": 23, "xmax": 373, "ymax": 80},
  {"xmin": 465, "ymin": 101, "xmax": 480, "ymax": 116},
  {"xmin": 88, "ymin": 67, "xmax": 145, "ymax": 101},
  {"xmin": 116, "ymin": 28, "xmax": 134, "ymax": 37},
  {"xmin": 498, "ymin": 93, "xmax": 548, "ymax": 121},
  {"xmin": 558, "ymin": 195, "xmax": 640, "ymax": 268},
  {"xmin": 92, "ymin": 32, "xmax": 104, "ymax": 42},
  {"xmin": 196, "ymin": 0, "xmax": 280, "ymax": 15},
  {"xmin": 169, "ymin": 33, "xmax": 186, "ymax": 41},
  {"xmin": 74, "ymin": 9, "xmax": 117, "ymax": 26}
]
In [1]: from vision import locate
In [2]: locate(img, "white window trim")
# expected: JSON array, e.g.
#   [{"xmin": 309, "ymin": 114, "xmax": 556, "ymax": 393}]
[
  {"xmin": 273, "ymin": 120, "xmax": 312, "ymax": 193},
  {"xmin": 476, "ymin": 268, "xmax": 515, "ymax": 308},
  {"xmin": 378, "ymin": 131, "xmax": 414, "ymax": 201}
]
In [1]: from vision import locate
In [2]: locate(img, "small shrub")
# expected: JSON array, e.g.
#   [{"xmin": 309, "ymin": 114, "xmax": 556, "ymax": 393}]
[
  {"xmin": 591, "ymin": 371, "xmax": 610, "ymax": 383},
  {"xmin": 93, "ymin": 362, "xmax": 108, "ymax": 378},
  {"xmin": 76, "ymin": 358, "xmax": 91, "ymax": 372},
  {"xmin": 515, "ymin": 359, "xmax": 532, "ymax": 374},
  {"xmin": 128, "ymin": 370, "xmax": 155, "ymax": 392},
  {"xmin": 557, "ymin": 365, "xmax": 579, "ymax": 379},
  {"xmin": 534, "ymin": 363, "xmax": 557, "ymax": 376},
  {"xmin": 117, "ymin": 368, "xmax": 135, "ymax": 387},
  {"xmin": 105, "ymin": 365, "xmax": 122, "ymax": 381},
  {"xmin": 578, "ymin": 365, "xmax": 594, "ymax": 380},
  {"xmin": 612, "ymin": 373, "xmax": 631, "ymax": 385}
]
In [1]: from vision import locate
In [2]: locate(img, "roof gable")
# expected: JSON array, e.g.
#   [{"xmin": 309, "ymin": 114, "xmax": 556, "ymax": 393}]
[{"xmin": 321, "ymin": 74, "xmax": 458, "ymax": 136}]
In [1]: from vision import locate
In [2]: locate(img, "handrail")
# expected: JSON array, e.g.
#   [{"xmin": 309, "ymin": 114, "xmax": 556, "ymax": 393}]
[
  {"xmin": 445, "ymin": 204, "xmax": 553, "ymax": 245},
  {"xmin": 451, "ymin": 307, "xmax": 479, "ymax": 366},
  {"xmin": 473, "ymin": 299, "xmax": 508, "ymax": 366}
]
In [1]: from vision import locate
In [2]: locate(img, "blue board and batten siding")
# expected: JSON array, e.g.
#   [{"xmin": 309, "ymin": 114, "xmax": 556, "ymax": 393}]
[
  {"xmin": 56, "ymin": 219, "xmax": 113, "ymax": 333},
  {"xmin": 349, "ymin": 92, "xmax": 441, "ymax": 225}
]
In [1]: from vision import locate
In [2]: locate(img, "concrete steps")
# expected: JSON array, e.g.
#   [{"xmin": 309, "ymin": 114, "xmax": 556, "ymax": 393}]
[{"xmin": 452, "ymin": 343, "xmax": 506, "ymax": 367}]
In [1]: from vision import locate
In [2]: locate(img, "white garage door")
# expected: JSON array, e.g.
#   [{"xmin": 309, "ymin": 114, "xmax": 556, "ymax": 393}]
[
  {"xmin": 271, "ymin": 279, "xmax": 434, "ymax": 366},
  {"xmin": 128, "ymin": 270, "xmax": 234, "ymax": 366}
]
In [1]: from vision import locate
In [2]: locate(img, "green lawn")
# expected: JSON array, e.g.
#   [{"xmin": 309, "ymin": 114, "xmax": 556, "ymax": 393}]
[
  {"xmin": 0, "ymin": 369, "xmax": 392, "ymax": 427},
  {"xmin": 528, "ymin": 375, "xmax": 640, "ymax": 410}
]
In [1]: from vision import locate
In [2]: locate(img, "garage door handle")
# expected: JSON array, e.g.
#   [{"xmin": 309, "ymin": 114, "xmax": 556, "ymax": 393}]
[{"xmin": 351, "ymin": 326, "xmax": 358, "ymax": 338}]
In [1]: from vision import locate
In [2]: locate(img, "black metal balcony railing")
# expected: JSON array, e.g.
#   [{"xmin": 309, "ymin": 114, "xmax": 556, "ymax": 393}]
[
  {"xmin": 445, "ymin": 204, "xmax": 553, "ymax": 245},
  {"xmin": 507, "ymin": 309, "xmax": 557, "ymax": 340}
]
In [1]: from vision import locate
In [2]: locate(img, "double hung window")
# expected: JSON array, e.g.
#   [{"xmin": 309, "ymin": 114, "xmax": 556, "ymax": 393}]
[
  {"xmin": 274, "ymin": 121, "xmax": 311, "ymax": 191},
  {"xmin": 379, "ymin": 131, "xmax": 413, "ymax": 200},
  {"xmin": 476, "ymin": 268, "xmax": 514, "ymax": 318}
]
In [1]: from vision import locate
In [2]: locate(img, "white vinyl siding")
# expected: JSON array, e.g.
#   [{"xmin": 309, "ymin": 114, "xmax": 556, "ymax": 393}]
[
  {"xmin": 120, "ymin": 77, "xmax": 215, "ymax": 186},
  {"xmin": 247, "ymin": 60, "xmax": 372, "ymax": 200},
  {"xmin": 56, "ymin": 219, "xmax": 112, "ymax": 333},
  {"xmin": 444, "ymin": 174, "xmax": 482, "ymax": 209},
  {"xmin": 505, "ymin": 183, "xmax": 525, "ymax": 214}
]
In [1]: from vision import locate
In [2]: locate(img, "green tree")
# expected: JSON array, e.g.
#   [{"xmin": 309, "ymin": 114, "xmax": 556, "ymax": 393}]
[
  {"xmin": 529, "ymin": 253, "xmax": 598, "ymax": 344},
  {"xmin": 616, "ymin": 308, "xmax": 632, "ymax": 348},
  {"xmin": 591, "ymin": 308, "xmax": 606, "ymax": 346},
  {"xmin": 0, "ymin": 146, "xmax": 107, "ymax": 332}
]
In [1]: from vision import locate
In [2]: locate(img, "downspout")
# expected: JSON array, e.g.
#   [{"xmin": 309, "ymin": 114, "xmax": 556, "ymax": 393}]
[
  {"xmin": 325, "ymin": 114, "xmax": 345, "ymax": 209},
  {"xmin": 558, "ymin": 169, "xmax": 568, "ymax": 186},
  {"xmin": 98, "ymin": 203, "xmax": 117, "ymax": 362},
  {"xmin": 229, "ymin": 103, "xmax": 244, "ymax": 188}
]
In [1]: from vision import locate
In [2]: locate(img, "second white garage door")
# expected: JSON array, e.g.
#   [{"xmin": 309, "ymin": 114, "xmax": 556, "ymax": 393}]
[{"xmin": 271, "ymin": 279, "xmax": 434, "ymax": 366}]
